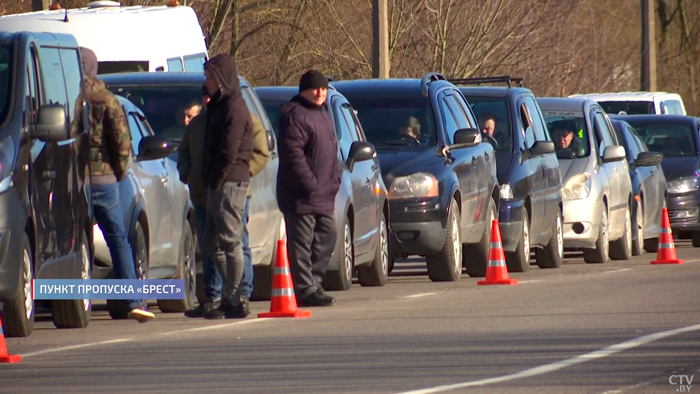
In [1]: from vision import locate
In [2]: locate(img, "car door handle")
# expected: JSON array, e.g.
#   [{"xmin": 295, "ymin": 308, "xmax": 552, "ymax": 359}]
[{"xmin": 43, "ymin": 171, "xmax": 56, "ymax": 179}]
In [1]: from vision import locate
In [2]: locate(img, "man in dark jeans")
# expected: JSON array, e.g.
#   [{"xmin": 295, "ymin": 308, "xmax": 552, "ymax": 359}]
[
  {"xmin": 200, "ymin": 54, "xmax": 254, "ymax": 319},
  {"xmin": 277, "ymin": 69, "xmax": 342, "ymax": 307},
  {"xmin": 75, "ymin": 47, "xmax": 154, "ymax": 322}
]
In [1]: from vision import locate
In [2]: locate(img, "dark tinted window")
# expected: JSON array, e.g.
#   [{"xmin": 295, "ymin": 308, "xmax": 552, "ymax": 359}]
[
  {"xmin": 619, "ymin": 126, "xmax": 640, "ymax": 162},
  {"xmin": 126, "ymin": 110, "xmax": 145, "ymax": 154},
  {"xmin": 259, "ymin": 97, "xmax": 287, "ymax": 135},
  {"xmin": 599, "ymin": 101, "xmax": 655, "ymax": 115},
  {"xmin": 624, "ymin": 120, "xmax": 697, "ymax": 157},
  {"xmin": 98, "ymin": 61, "xmax": 149, "ymax": 75},
  {"xmin": 463, "ymin": 95, "xmax": 512, "ymax": 151},
  {"xmin": 105, "ymin": 85, "xmax": 202, "ymax": 141},
  {"xmin": 60, "ymin": 48, "xmax": 82, "ymax": 125},
  {"xmin": 0, "ymin": 44, "xmax": 12, "ymax": 124}
]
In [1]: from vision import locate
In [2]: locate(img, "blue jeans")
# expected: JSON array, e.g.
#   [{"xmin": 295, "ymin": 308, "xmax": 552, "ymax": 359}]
[
  {"xmin": 92, "ymin": 182, "xmax": 141, "ymax": 311},
  {"xmin": 195, "ymin": 197, "xmax": 253, "ymax": 299}
]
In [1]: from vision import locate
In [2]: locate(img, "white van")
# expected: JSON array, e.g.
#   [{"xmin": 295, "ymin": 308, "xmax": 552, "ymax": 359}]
[
  {"xmin": 0, "ymin": 0, "xmax": 208, "ymax": 74},
  {"xmin": 569, "ymin": 92, "xmax": 687, "ymax": 116}
]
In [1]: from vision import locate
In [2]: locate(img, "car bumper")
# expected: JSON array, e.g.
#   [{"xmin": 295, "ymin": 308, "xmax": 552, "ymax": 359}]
[
  {"xmin": 561, "ymin": 197, "xmax": 603, "ymax": 249},
  {"xmin": 497, "ymin": 199, "xmax": 524, "ymax": 252},
  {"xmin": 667, "ymin": 192, "xmax": 700, "ymax": 232},
  {"xmin": 0, "ymin": 189, "xmax": 28, "ymax": 302},
  {"xmin": 389, "ymin": 197, "xmax": 447, "ymax": 256}
]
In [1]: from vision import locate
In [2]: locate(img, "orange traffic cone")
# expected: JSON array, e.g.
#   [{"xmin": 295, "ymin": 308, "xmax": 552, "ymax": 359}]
[
  {"xmin": 477, "ymin": 219, "xmax": 518, "ymax": 285},
  {"xmin": 651, "ymin": 208, "xmax": 684, "ymax": 265},
  {"xmin": 258, "ymin": 240, "xmax": 312, "ymax": 318},
  {"xmin": 0, "ymin": 314, "xmax": 21, "ymax": 363}
]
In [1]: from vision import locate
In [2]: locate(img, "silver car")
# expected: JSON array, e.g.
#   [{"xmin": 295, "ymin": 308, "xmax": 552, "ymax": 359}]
[
  {"xmin": 92, "ymin": 96, "xmax": 197, "ymax": 317},
  {"xmin": 537, "ymin": 97, "xmax": 634, "ymax": 263}
]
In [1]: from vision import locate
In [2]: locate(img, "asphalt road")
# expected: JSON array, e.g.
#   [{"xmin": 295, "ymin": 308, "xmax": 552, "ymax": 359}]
[{"xmin": 2, "ymin": 241, "xmax": 699, "ymax": 394}]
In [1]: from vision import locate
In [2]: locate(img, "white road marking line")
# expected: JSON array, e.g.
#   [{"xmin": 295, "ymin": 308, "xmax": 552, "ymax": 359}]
[
  {"xmin": 396, "ymin": 323, "xmax": 700, "ymax": 394},
  {"xmin": 158, "ymin": 318, "xmax": 266, "ymax": 336},
  {"xmin": 21, "ymin": 338, "xmax": 134, "ymax": 358},
  {"xmin": 604, "ymin": 268, "xmax": 632, "ymax": 274},
  {"xmin": 517, "ymin": 280, "xmax": 542, "ymax": 283},
  {"xmin": 404, "ymin": 292, "xmax": 437, "ymax": 299},
  {"xmin": 682, "ymin": 258, "xmax": 700, "ymax": 263},
  {"xmin": 599, "ymin": 380, "xmax": 651, "ymax": 394}
]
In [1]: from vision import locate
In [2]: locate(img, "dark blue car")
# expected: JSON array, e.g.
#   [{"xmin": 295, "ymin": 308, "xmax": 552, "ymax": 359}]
[{"xmin": 454, "ymin": 77, "xmax": 563, "ymax": 272}]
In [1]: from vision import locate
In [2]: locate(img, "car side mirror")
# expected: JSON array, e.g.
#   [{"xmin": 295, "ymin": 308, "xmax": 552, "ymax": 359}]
[
  {"xmin": 529, "ymin": 141, "xmax": 555, "ymax": 156},
  {"xmin": 451, "ymin": 128, "xmax": 481, "ymax": 148},
  {"xmin": 138, "ymin": 135, "xmax": 174, "ymax": 161},
  {"xmin": 267, "ymin": 130, "xmax": 276, "ymax": 152},
  {"xmin": 635, "ymin": 151, "xmax": 663, "ymax": 167},
  {"xmin": 602, "ymin": 145, "xmax": 626, "ymax": 163},
  {"xmin": 347, "ymin": 141, "xmax": 376, "ymax": 171},
  {"xmin": 31, "ymin": 104, "xmax": 68, "ymax": 142}
]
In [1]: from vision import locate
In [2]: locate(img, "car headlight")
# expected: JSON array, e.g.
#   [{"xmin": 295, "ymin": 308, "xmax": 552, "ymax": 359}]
[
  {"xmin": 0, "ymin": 136, "xmax": 15, "ymax": 194},
  {"xmin": 388, "ymin": 172, "xmax": 438, "ymax": 200},
  {"xmin": 499, "ymin": 184, "xmax": 514, "ymax": 199},
  {"xmin": 667, "ymin": 176, "xmax": 699, "ymax": 194},
  {"xmin": 562, "ymin": 172, "xmax": 591, "ymax": 200}
]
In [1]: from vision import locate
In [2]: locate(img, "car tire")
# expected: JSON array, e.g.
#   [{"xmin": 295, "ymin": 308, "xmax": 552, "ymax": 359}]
[
  {"xmin": 427, "ymin": 198, "xmax": 462, "ymax": 282},
  {"xmin": 583, "ymin": 209, "xmax": 609, "ymax": 264},
  {"xmin": 506, "ymin": 209, "xmax": 530, "ymax": 273},
  {"xmin": 158, "ymin": 223, "xmax": 197, "ymax": 313},
  {"xmin": 108, "ymin": 221, "xmax": 148, "ymax": 320},
  {"xmin": 610, "ymin": 205, "xmax": 632, "ymax": 260},
  {"xmin": 692, "ymin": 232, "xmax": 700, "ymax": 247},
  {"xmin": 463, "ymin": 197, "xmax": 496, "ymax": 278},
  {"xmin": 2, "ymin": 233, "xmax": 35, "ymax": 337},
  {"xmin": 535, "ymin": 209, "xmax": 563, "ymax": 269},
  {"xmin": 323, "ymin": 218, "xmax": 353, "ymax": 291},
  {"xmin": 631, "ymin": 201, "xmax": 644, "ymax": 256},
  {"xmin": 644, "ymin": 237, "xmax": 659, "ymax": 253},
  {"xmin": 52, "ymin": 232, "xmax": 92, "ymax": 329},
  {"xmin": 358, "ymin": 212, "xmax": 389, "ymax": 287}
]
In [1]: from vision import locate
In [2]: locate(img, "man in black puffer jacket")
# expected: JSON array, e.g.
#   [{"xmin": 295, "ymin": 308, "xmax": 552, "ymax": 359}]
[
  {"xmin": 277, "ymin": 69, "xmax": 342, "ymax": 307},
  {"xmin": 200, "ymin": 54, "xmax": 254, "ymax": 319}
]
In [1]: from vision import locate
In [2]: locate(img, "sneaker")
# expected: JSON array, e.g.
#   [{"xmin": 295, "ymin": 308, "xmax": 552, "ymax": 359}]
[
  {"xmin": 128, "ymin": 308, "xmax": 155, "ymax": 323},
  {"xmin": 299, "ymin": 289, "xmax": 335, "ymax": 307},
  {"xmin": 203, "ymin": 300, "xmax": 248, "ymax": 319},
  {"xmin": 184, "ymin": 298, "xmax": 221, "ymax": 318}
]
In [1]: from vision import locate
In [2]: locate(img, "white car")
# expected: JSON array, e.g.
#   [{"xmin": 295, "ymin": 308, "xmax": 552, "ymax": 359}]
[{"xmin": 569, "ymin": 92, "xmax": 686, "ymax": 116}]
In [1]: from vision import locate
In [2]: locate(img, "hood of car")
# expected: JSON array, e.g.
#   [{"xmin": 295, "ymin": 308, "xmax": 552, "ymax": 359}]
[
  {"xmin": 376, "ymin": 147, "xmax": 442, "ymax": 187},
  {"xmin": 661, "ymin": 156, "xmax": 700, "ymax": 181},
  {"xmin": 557, "ymin": 157, "xmax": 590, "ymax": 184}
]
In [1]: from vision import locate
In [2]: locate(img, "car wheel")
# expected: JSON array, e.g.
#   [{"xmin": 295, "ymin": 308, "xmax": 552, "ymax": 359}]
[
  {"xmin": 158, "ymin": 223, "xmax": 197, "ymax": 312},
  {"xmin": 535, "ymin": 209, "xmax": 563, "ymax": 269},
  {"xmin": 583, "ymin": 208, "xmax": 609, "ymax": 264},
  {"xmin": 631, "ymin": 201, "xmax": 644, "ymax": 256},
  {"xmin": 108, "ymin": 221, "xmax": 148, "ymax": 320},
  {"xmin": 610, "ymin": 205, "xmax": 632, "ymax": 260},
  {"xmin": 323, "ymin": 218, "xmax": 353, "ymax": 291},
  {"xmin": 358, "ymin": 212, "xmax": 389, "ymax": 287},
  {"xmin": 506, "ymin": 209, "xmax": 530, "ymax": 272},
  {"xmin": 427, "ymin": 198, "xmax": 462, "ymax": 281},
  {"xmin": 463, "ymin": 197, "xmax": 496, "ymax": 278},
  {"xmin": 52, "ymin": 232, "xmax": 92, "ymax": 329},
  {"xmin": 2, "ymin": 233, "xmax": 35, "ymax": 337},
  {"xmin": 692, "ymin": 232, "xmax": 700, "ymax": 247}
]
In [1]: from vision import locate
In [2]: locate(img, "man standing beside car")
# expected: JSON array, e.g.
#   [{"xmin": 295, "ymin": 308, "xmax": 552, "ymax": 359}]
[
  {"xmin": 75, "ymin": 47, "xmax": 154, "ymax": 323},
  {"xmin": 200, "ymin": 54, "xmax": 254, "ymax": 319},
  {"xmin": 277, "ymin": 70, "xmax": 342, "ymax": 307}
]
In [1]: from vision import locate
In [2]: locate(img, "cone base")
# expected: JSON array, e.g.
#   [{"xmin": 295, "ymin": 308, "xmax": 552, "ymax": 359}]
[
  {"xmin": 651, "ymin": 259, "xmax": 684, "ymax": 265},
  {"xmin": 0, "ymin": 354, "xmax": 21, "ymax": 363},
  {"xmin": 258, "ymin": 310, "xmax": 312, "ymax": 318},
  {"xmin": 477, "ymin": 278, "xmax": 518, "ymax": 285}
]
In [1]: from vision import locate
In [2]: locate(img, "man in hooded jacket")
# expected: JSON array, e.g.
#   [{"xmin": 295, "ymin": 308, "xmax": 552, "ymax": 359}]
[{"xmin": 200, "ymin": 54, "xmax": 254, "ymax": 319}]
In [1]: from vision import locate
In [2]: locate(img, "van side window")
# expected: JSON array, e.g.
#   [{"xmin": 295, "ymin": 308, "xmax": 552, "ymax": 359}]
[
  {"xmin": 167, "ymin": 57, "xmax": 183, "ymax": 72},
  {"xmin": 26, "ymin": 48, "xmax": 40, "ymax": 122},
  {"xmin": 59, "ymin": 48, "xmax": 82, "ymax": 126},
  {"xmin": 38, "ymin": 47, "xmax": 68, "ymax": 109},
  {"xmin": 183, "ymin": 55, "xmax": 206, "ymax": 72}
]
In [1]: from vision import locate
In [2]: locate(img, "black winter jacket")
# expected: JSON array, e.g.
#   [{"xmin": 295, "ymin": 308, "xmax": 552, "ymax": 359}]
[
  {"xmin": 277, "ymin": 95, "xmax": 342, "ymax": 215},
  {"xmin": 201, "ymin": 55, "xmax": 254, "ymax": 189}
]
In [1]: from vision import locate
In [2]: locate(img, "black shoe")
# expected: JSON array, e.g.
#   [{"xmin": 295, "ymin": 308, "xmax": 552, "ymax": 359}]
[
  {"xmin": 185, "ymin": 298, "xmax": 221, "ymax": 318},
  {"xmin": 203, "ymin": 300, "xmax": 249, "ymax": 319},
  {"xmin": 299, "ymin": 289, "xmax": 335, "ymax": 307},
  {"xmin": 240, "ymin": 296, "xmax": 251, "ymax": 316}
]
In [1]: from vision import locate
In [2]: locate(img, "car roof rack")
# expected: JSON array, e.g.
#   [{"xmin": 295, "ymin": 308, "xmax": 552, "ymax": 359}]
[
  {"xmin": 448, "ymin": 75, "xmax": 524, "ymax": 88},
  {"xmin": 420, "ymin": 72, "xmax": 447, "ymax": 96}
]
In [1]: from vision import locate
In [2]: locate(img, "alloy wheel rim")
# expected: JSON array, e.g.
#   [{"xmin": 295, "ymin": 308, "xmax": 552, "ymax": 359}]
[
  {"xmin": 523, "ymin": 219, "xmax": 530, "ymax": 264},
  {"xmin": 23, "ymin": 248, "xmax": 33, "ymax": 319},
  {"xmin": 602, "ymin": 212, "xmax": 609, "ymax": 258},
  {"xmin": 452, "ymin": 208, "xmax": 461, "ymax": 272},
  {"xmin": 637, "ymin": 205, "xmax": 644, "ymax": 246},
  {"xmin": 186, "ymin": 230, "xmax": 196, "ymax": 302},
  {"xmin": 81, "ymin": 242, "xmax": 91, "ymax": 311},
  {"xmin": 380, "ymin": 219, "xmax": 388, "ymax": 277},
  {"xmin": 344, "ymin": 223, "xmax": 352, "ymax": 280},
  {"xmin": 625, "ymin": 208, "xmax": 633, "ymax": 253},
  {"xmin": 556, "ymin": 213, "xmax": 564, "ymax": 258}
]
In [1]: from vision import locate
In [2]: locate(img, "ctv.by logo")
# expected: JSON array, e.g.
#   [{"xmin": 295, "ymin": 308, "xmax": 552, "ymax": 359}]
[{"xmin": 669, "ymin": 374, "xmax": 693, "ymax": 392}]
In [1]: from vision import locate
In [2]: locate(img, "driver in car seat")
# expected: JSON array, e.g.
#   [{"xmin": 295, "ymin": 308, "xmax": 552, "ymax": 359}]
[
  {"xmin": 551, "ymin": 120, "xmax": 586, "ymax": 158},
  {"xmin": 397, "ymin": 116, "xmax": 422, "ymax": 144}
]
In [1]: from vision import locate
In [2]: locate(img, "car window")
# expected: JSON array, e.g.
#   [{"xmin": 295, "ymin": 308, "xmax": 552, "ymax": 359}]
[
  {"xmin": 630, "ymin": 128, "xmax": 648, "ymax": 153},
  {"xmin": 624, "ymin": 120, "xmax": 698, "ymax": 157},
  {"xmin": 621, "ymin": 127, "xmax": 641, "ymax": 162},
  {"xmin": 334, "ymin": 100, "xmax": 355, "ymax": 160},
  {"xmin": 518, "ymin": 100, "xmax": 536, "ymax": 149},
  {"xmin": 440, "ymin": 95, "xmax": 461, "ymax": 144},
  {"xmin": 183, "ymin": 55, "xmax": 205, "ymax": 72},
  {"xmin": 167, "ymin": 58, "xmax": 183, "ymax": 72},
  {"xmin": 664, "ymin": 100, "xmax": 684, "ymax": 115},
  {"xmin": 541, "ymin": 109, "xmax": 590, "ymax": 159},
  {"xmin": 463, "ymin": 94, "xmax": 512, "ymax": 151},
  {"xmin": 26, "ymin": 47, "xmax": 39, "ymax": 123},
  {"xmin": 38, "ymin": 47, "xmax": 68, "ymax": 108},
  {"xmin": 524, "ymin": 96, "xmax": 550, "ymax": 142},
  {"xmin": 59, "ymin": 48, "xmax": 82, "ymax": 127},
  {"xmin": 340, "ymin": 104, "xmax": 362, "ymax": 142},
  {"xmin": 593, "ymin": 111, "xmax": 615, "ymax": 153},
  {"xmin": 126, "ymin": 110, "xmax": 145, "ymax": 154},
  {"xmin": 243, "ymin": 86, "xmax": 274, "ymax": 133},
  {"xmin": 452, "ymin": 91, "xmax": 479, "ymax": 129},
  {"xmin": 599, "ymin": 101, "xmax": 655, "ymax": 115}
]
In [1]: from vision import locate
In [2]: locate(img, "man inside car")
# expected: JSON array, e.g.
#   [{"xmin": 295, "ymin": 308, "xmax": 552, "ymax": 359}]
[
  {"xmin": 397, "ymin": 116, "xmax": 422, "ymax": 144},
  {"xmin": 551, "ymin": 120, "xmax": 585, "ymax": 158}
]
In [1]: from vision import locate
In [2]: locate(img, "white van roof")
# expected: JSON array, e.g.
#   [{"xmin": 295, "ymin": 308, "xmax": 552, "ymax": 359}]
[
  {"xmin": 568, "ymin": 91, "xmax": 683, "ymax": 102},
  {"xmin": 0, "ymin": 2, "xmax": 207, "ymax": 72}
]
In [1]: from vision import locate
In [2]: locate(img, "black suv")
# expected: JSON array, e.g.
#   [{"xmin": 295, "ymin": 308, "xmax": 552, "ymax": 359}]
[
  {"xmin": 455, "ymin": 76, "xmax": 564, "ymax": 273},
  {"xmin": 334, "ymin": 72, "xmax": 499, "ymax": 281}
]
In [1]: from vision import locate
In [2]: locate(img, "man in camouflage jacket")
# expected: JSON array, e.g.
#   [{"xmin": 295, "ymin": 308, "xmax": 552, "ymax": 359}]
[{"xmin": 75, "ymin": 47, "xmax": 154, "ymax": 323}]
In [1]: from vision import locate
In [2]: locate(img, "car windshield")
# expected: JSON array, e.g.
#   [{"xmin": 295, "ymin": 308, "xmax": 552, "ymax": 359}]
[
  {"xmin": 340, "ymin": 96, "xmax": 436, "ymax": 147},
  {"xmin": 461, "ymin": 95, "xmax": 512, "ymax": 151},
  {"xmin": 541, "ymin": 110, "xmax": 591, "ymax": 159},
  {"xmin": 98, "ymin": 61, "xmax": 149, "ymax": 75},
  {"xmin": 0, "ymin": 44, "xmax": 12, "ymax": 124},
  {"xmin": 598, "ymin": 101, "xmax": 655, "ymax": 115},
  {"xmin": 105, "ymin": 85, "xmax": 203, "ymax": 141},
  {"xmin": 624, "ymin": 121, "xmax": 698, "ymax": 157}
]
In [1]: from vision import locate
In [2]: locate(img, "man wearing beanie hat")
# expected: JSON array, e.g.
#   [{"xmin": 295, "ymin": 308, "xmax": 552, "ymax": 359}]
[
  {"xmin": 276, "ymin": 69, "xmax": 342, "ymax": 307},
  {"xmin": 73, "ymin": 47, "xmax": 154, "ymax": 322}
]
